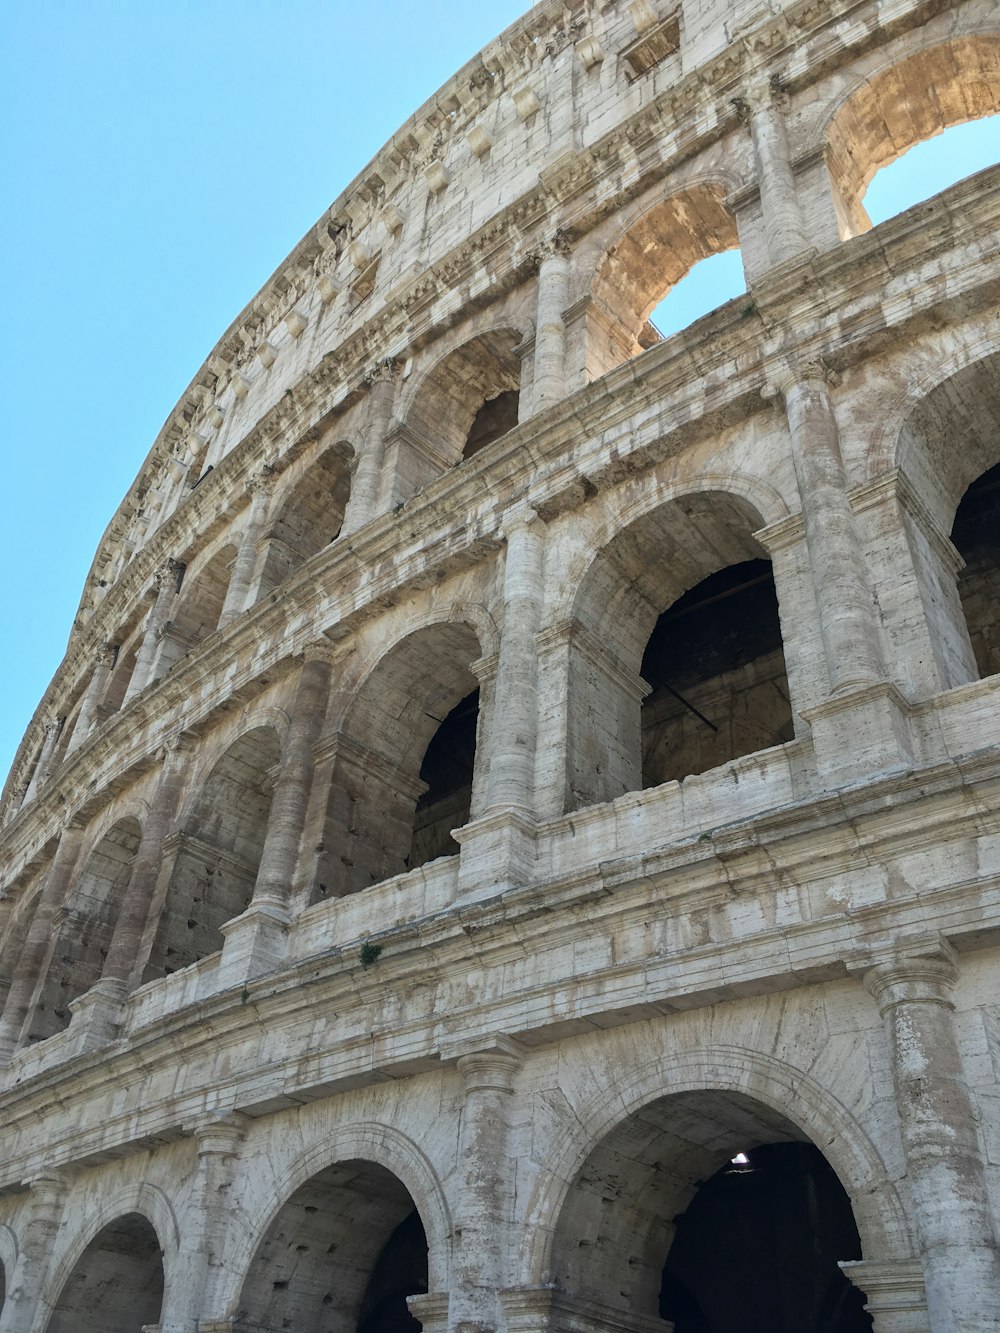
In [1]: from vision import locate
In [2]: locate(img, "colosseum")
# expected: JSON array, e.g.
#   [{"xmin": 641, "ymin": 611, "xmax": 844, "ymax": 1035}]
[{"xmin": 1, "ymin": 0, "xmax": 999, "ymax": 1330}]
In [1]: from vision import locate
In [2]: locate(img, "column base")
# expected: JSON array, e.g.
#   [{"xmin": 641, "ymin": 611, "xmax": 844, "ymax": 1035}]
[
  {"xmin": 66, "ymin": 978, "xmax": 129, "ymax": 1053},
  {"xmin": 801, "ymin": 681, "xmax": 913, "ymax": 784},
  {"xmin": 218, "ymin": 900, "xmax": 291, "ymax": 987},
  {"xmin": 840, "ymin": 1259, "xmax": 928, "ymax": 1333},
  {"xmin": 454, "ymin": 809, "xmax": 538, "ymax": 901}
]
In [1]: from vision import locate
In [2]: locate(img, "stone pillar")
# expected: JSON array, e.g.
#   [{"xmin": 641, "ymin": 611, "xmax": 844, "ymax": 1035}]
[
  {"xmin": 65, "ymin": 643, "xmax": 117, "ymax": 755},
  {"xmin": 486, "ymin": 508, "xmax": 546, "ymax": 814},
  {"xmin": 532, "ymin": 238, "xmax": 571, "ymax": 414},
  {"xmin": 123, "ymin": 561, "xmax": 181, "ymax": 704},
  {"xmin": 839, "ymin": 1258, "xmax": 929, "ymax": 1333},
  {"xmin": 341, "ymin": 358, "xmax": 398, "ymax": 535},
  {"xmin": 219, "ymin": 642, "xmax": 334, "ymax": 981},
  {"xmin": 98, "ymin": 737, "xmax": 191, "ymax": 999},
  {"xmin": 0, "ymin": 1172, "xmax": 71, "ymax": 1333},
  {"xmin": 450, "ymin": 1039, "xmax": 522, "ymax": 1332},
  {"xmin": 22, "ymin": 719, "xmax": 63, "ymax": 804},
  {"xmin": 218, "ymin": 468, "xmax": 275, "ymax": 626},
  {"xmin": 771, "ymin": 363, "xmax": 884, "ymax": 696},
  {"xmin": 159, "ymin": 1113, "xmax": 249, "ymax": 1333},
  {"xmin": 0, "ymin": 824, "xmax": 84, "ymax": 1062},
  {"xmin": 742, "ymin": 77, "xmax": 809, "ymax": 269},
  {"xmin": 865, "ymin": 939, "xmax": 1000, "ymax": 1333}
]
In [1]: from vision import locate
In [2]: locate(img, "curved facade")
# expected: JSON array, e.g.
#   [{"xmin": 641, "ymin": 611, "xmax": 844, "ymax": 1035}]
[{"xmin": 1, "ymin": 1, "xmax": 999, "ymax": 1330}]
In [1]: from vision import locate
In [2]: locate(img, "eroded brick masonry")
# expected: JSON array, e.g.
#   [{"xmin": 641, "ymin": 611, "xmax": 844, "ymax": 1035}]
[{"xmin": 1, "ymin": 1, "xmax": 999, "ymax": 1330}]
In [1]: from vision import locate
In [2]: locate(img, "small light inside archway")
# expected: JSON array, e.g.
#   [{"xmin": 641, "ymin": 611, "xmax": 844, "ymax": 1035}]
[{"xmin": 731, "ymin": 1152, "xmax": 749, "ymax": 1165}]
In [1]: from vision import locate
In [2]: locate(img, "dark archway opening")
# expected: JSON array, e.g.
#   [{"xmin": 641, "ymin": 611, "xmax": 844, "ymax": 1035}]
[
  {"xmin": 952, "ymin": 461, "xmax": 1000, "ymax": 681},
  {"xmin": 410, "ymin": 688, "xmax": 479, "ymax": 867},
  {"xmin": 640, "ymin": 559, "xmax": 793, "ymax": 788},
  {"xmin": 237, "ymin": 1159, "xmax": 429, "ymax": 1333},
  {"xmin": 46, "ymin": 1212, "xmax": 164, "ymax": 1333},
  {"xmin": 464, "ymin": 391, "xmax": 520, "ymax": 460},
  {"xmin": 660, "ymin": 1143, "xmax": 871, "ymax": 1333}
]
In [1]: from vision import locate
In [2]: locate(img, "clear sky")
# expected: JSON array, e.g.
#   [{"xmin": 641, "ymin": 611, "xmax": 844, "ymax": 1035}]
[{"xmin": 1, "ymin": 3, "xmax": 997, "ymax": 790}]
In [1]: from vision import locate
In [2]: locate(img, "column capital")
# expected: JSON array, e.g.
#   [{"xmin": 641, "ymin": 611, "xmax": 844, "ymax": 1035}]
[
  {"xmin": 762, "ymin": 355, "xmax": 838, "ymax": 401},
  {"xmin": 862, "ymin": 936, "xmax": 959, "ymax": 1013},
  {"xmin": 186, "ymin": 1111, "xmax": 251, "ymax": 1158},
  {"xmin": 152, "ymin": 558, "xmax": 183, "ymax": 593},
  {"xmin": 363, "ymin": 355, "xmax": 399, "ymax": 389},
  {"xmin": 500, "ymin": 504, "xmax": 545, "ymax": 542},
  {"xmin": 302, "ymin": 637, "xmax": 341, "ymax": 667},
  {"xmin": 531, "ymin": 229, "xmax": 572, "ymax": 267},
  {"xmin": 248, "ymin": 462, "xmax": 278, "ymax": 496},
  {"xmin": 453, "ymin": 1036, "xmax": 524, "ymax": 1092}
]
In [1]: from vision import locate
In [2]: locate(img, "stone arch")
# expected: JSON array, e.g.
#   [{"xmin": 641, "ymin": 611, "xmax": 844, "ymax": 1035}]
[
  {"xmin": 561, "ymin": 479, "xmax": 793, "ymax": 809},
  {"xmin": 39, "ymin": 1183, "xmax": 178, "ymax": 1333},
  {"xmin": 100, "ymin": 617, "xmax": 146, "ymax": 716},
  {"xmin": 222, "ymin": 1121, "xmax": 452, "ymax": 1324},
  {"xmin": 254, "ymin": 439, "xmax": 356, "ymax": 601},
  {"xmin": 588, "ymin": 180, "xmax": 742, "ymax": 373},
  {"xmin": 398, "ymin": 325, "xmax": 525, "ymax": 471},
  {"xmin": 143, "ymin": 724, "xmax": 281, "ymax": 981},
  {"xmin": 523, "ymin": 1046, "xmax": 912, "ymax": 1304},
  {"xmin": 27, "ymin": 815, "xmax": 142, "ymax": 1043},
  {"xmin": 157, "ymin": 540, "xmax": 239, "ymax": 674},
  {"xmin": 0, "ymin": 1222, "xmax": 16, "ymax": 1317},
  {"xmin": 318, "ymin": 613, "xmax": 489, "ymax": 896},
  {"xmin": 822, "ymin": 31, "xmax": 1000, "ymax": 232}
]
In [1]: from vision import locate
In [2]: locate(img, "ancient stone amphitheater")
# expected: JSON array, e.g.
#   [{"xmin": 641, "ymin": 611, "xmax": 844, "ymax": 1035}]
[{"xmin": 2, "ymin": 0, "xmax": 999, "ymax": 1329}]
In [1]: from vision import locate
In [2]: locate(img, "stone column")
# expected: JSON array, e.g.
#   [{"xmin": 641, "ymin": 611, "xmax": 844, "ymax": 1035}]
[
  {"xmin": 159, "ymin": 1113, "xmax": 249, "ymax": 1333},
  {"xmin": 532, "ymin": 237, "xmax": 571, "ymax": 414},
  {"xmin": 742, "ymin": 77, "xmax": 809, "ymax": 269},
  {"xmin": 341, "ymin": 359, "xmax": 398, "ymax": 534},
  {"xmin": 218, "ymin": 468, "xmax": 275, "ymax": 626},
  {"xmin": 770, "ymin": 363, "xmax": 884, "ymax": 695},
  {"xmin": 0, "ymin": 1172, "xmax": 71, "ymax": 1333},
  {"xmin": 0, "ymin": 824, "xmax": 84, "ymax": 1062},
  {"xmin": 98, "ymin": 737, "xmax": 191, "ymax": 998},
  {"xmin": 123, "ymin": 561, "xmax": 181, "ymax": 704},
  {"xmin": 486, "ymin": 508, "xmax": 546, "ymax": 814},
  {"xmin": 22, "ymin": 718, "xmax": 63, "ymax": 804},
  {"xmin": 450, "ymin": 1039, "xmax": 522, "ymax": 1333},
  {"xmin": 865, "ymin": 939, "xmax": 1000, "ymax": 1333},
  {"xmin": 220, "ymin": 642, "xmax": 334, "ymax": 981},
  {"xmin": 65, "ymin": 643, "xmax": 118, "ymax": 755}
]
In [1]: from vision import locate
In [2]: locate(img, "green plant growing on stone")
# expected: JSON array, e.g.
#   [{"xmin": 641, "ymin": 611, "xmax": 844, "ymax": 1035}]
[{"xmin": 360, "ymin": 941, "xmax": 382, "ymax": 969}]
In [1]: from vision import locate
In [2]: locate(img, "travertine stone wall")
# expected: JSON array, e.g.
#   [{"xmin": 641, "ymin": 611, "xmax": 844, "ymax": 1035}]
[{"xmin": 0, "ymin": 0, "xmax": 999, "ymax": 1330}]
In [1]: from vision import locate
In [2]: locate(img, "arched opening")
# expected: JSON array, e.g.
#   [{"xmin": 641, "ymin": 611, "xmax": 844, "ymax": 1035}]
[
  {"xmin": 319, "ymin": 623, "xmax": 483, "ymax": 897},
  {"xmin": 826, "ymin": 36, "xmax": 1000, "ymax": 237},
  {"xmin": 952, "ymin": 461, "xmax": 1000, "ymax": 681},
  {"xmin": 590, "ymin": 184, "xmax": 742, "ymax": 374},
  {"xmin": 0, "ymin": 876, "xmax": 44, "ymax": 1015},
  {"xmin": 45, "ymin": 1212, "xmax": 164, "ymax": 1333},
  {"xmin": 567, "ymin": 493, "xmax": 792, "ymax": 811},
  {"xmin": 0, "ymin": 1256, "xmax": 5, "ymax": 1316},
  {"xmin": 28, "ymin": 817, "xmax": 141, "ymax": 1043},
  {"xmin": 144, "ymin": 726, "xmax": 280, "ymax": 981},
  {"xmin": 549, "ymin": 1090, "xmax": 872, "ymax": 1333},
  {"xmin": 101, "ymin": 626, "xmax": 143, "ymax": 716},
  {"xmin": 641, "ymin": 560, "xmax": 792, "ymax": 789},
  {"xmin": 894, "ymin": 351, "xmax": 1000, "ymax": 690},
  {"xmin": 254, "ymin": 443, "xmax": 354, "ymax": 600},
  {"xmin": 403, "ymin": 330, "xmax": 522, "ymax": 471},
  {"xmin": 237, "ymin": 1159, "xmax": 428, "ymax": 1333},
  {"xmin": 648, "ymin": 249, "xmax": 747, "ymax": 341},
  {"xmin": 863, "ymin": 115, "xmax": 1000, "ymax": 225},
  {"xmin": 155, "ymin": 543, "xmax": 238, "ymax": 676}
]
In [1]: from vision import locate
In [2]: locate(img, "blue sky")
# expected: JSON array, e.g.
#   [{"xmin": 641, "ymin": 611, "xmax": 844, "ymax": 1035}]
[{"xmin": 1, "ymin": 2, "xmax": 997, "ymax": 789}]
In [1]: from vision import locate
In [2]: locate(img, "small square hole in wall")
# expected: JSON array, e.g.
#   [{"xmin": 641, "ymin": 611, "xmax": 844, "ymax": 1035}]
[{"xmin": 621, "ymin": 14, "xmax": 681, "ymax": 80}]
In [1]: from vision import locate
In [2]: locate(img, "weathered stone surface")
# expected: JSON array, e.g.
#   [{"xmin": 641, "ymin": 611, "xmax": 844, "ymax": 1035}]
[{"xmin": 1, "ymin": 1, "xmax": 999, "ymax": 1330}]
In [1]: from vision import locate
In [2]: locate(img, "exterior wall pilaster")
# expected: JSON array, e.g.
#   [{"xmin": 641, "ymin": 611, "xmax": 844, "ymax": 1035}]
[
  {"xmin": 531, "ymin": 239, "xmax": 571, "ymax": 414},
  {"xmin": 22, "ymin": 718, "xmax": 63, "ymax": 804},
  {"xmin": 159, "ymin": 1113, "xmax": 249, "ymax": 1333},
  {"xmin": 449, "ymin": 1039, "xmax": 523, "ymax": 1333},
  {"xmin": 865, "ymin": 938, "xmax": 1000, "ymax": 1332},
  {"xmin": 219, "ymin": 468, "xmax": 275, "ymax": 626},
  {"xmin": 341, "ymin": 359, "xmax": 398, "ymax": 534},
  {"xmin": 65, "ymin": 644, "xmax": 118, "ymax": 756},
  {"xmin": 219, "ymin": 641, "xmax": 334, "ymax": 981},
  {"xmin": 0, "ymin": 824, "xmax": 84, "ymax": 1062},
  {"xmin": 0, "ymin": 1172, "xmax": 71, "ymax": 1333},
  {"xmin": 741, "ymin": 78, "xmax": 810, "ymax": 270},
  {"xmin": 124, "ymin": 561, "xmax": 181, "ymax": 704}
]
